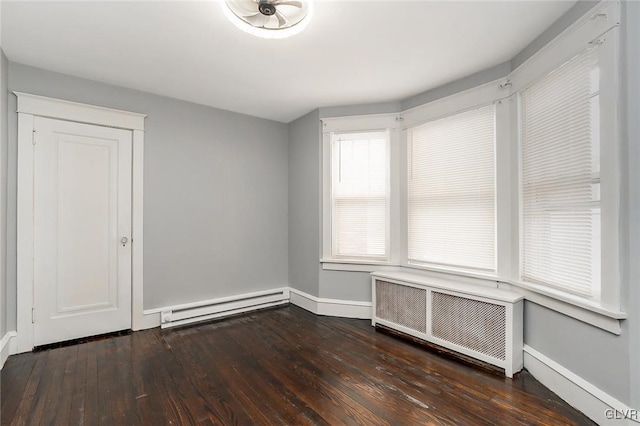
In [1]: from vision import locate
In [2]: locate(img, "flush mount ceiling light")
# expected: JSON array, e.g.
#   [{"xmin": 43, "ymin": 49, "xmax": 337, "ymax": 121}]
[{"xmin": 223, "ymin": 0, "xmax": 312, "ymax": 39}]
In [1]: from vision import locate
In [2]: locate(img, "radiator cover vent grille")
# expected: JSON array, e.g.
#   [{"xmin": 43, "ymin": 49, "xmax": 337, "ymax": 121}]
[
  {"xmin": 376, "ymin": 280, "xmax": 427, "ymax": 333},
  {"xmin": 431, "ymin": 291, "xmax": 506, "ymax": 361},
  {"xmin": 371, "ymin": 274, "xmax": 523, "ymax": 377}
]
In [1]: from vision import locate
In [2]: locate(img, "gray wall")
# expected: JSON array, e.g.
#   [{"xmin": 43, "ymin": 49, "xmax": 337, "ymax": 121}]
[
  {"xmin": 6, "ymin": 63, "xmax": 289, "ymax": 320},
  {"xmin": 319, "ymin": 270, "xmax": 370, "ymax": 301},
  {"xmin": 524, "ymin": 303, "xmax": 630, "ymax": 400},
  {"xmin": 1, "ymin": 49, "xmax": 7, "ymax": 337},
  {"xmin": 287, "ymin": 110, "xmax": 320, "ymax": 297},
  {"xmin": 623, "ymin": 1, "xmax": 640, "ymax": 409}
]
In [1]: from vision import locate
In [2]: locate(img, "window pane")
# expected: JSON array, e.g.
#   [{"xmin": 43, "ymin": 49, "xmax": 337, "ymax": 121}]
[
  {"xmin": 520, "ymin": 46, "xmax": 601, "ymax": 299},
  {"xmin": 407, "ymin": 105, "xmax": 496, "ymax": 271},
  {"xmin": 331, "ymin": 131, "xmax": 389, "ymax": 259}
]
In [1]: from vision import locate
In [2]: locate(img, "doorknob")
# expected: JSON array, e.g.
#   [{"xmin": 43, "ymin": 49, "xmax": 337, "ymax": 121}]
[{"xmin": 121, "ymin": 237, "xmax": 129, "ymax": 247}]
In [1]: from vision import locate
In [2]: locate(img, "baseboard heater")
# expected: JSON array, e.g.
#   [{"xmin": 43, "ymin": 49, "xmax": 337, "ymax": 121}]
[
  {"xmin": 159, "ymin": 288, "xmax": 290, "ymax": 329},
  {"xmin": 371, "ymin": 271, "xmax": 523, "ymax": 377}
]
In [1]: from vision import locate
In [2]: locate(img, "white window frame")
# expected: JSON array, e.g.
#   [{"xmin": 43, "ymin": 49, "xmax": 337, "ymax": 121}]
[
  {"xmin": 399, "ymin": 97, "xmax": 505, "ymax": 281},
  {"xmin": 321, "ymin": 114, "xmax": 400, "ymax": 271},
  {"xmin": 399, "ymin": 82, "xmax": 510, "ymax": 285},
  {"xmin": 506, "ymin": 0, "xmax": 626, "ymax": 332}
]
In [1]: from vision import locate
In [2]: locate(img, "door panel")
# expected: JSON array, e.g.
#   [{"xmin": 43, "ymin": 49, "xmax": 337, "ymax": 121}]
[{"xmin": 33, "ymin": 117, "xmax": 132, "ymax": 346}]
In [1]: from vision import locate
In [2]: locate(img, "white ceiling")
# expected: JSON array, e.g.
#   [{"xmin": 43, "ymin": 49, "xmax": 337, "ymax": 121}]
[{"xmin": 1, "ymin": 1, "xmax": 575, "ymax": 122}]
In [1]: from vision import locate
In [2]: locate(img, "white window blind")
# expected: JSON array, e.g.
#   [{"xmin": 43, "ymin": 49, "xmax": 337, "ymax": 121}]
[
  {"xmin": 331, "ymin": 131, "xmax": 389, "ymax": 260},
  {"xmin": 520, "ymin": 46, "xmax": 601, "ymax": 299},
  {"xmin": 407, "ymin": 105, "xmax": 496, "ymax": 272}
]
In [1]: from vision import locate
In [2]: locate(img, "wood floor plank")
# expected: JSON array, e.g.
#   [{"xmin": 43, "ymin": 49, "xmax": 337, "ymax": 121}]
[
  {"xmin": 0, "ymin": 352, "xmax": 38, "ymax": 424},
  {"xmin": 260, "ymin": 309, "xmax": 469, "ymax": 425},
  {"xmin": 39, "ymin": 345, "xmax": 78, "ymax": 426},
  {"xmin": 128, "ymin": 330, "xmax": 176, "ymax": 425},
  {"xmin": 292, "ymin": 311, "xmax": 540, "ymax": 421},
  {"xmin": 0, "ymin": 305, "xmax": 595, "ymax": 426},
  {"xmin": 194, "ymin": 327, "xmax": 296, "ymax": 424},
  {"xmin": 188, "ymin": 326, "xmax": 298, "ymax": 425},
  {"xmin": 68, "ymin": 342, "xmax": 88, "ymax": 425},
  {"xmin": 22, "ymin": 349, "xmax": 64, "ymax": 425},
  {"xmin": 161, "ymin": 326, "xmax": 255, "ymax": 425},
  {"xmin": 221, "ymin": 315, "xmax": 381, "ymax": 425},
  {"xmin": 140, "ymin": 330, "xmax": 201, "ymax": 424},
  {"xmin": 112, "ymin": 335, "xmax": 136, "ymax": 426},
  {"xmin": 279, "ymin": 308, "xmax": 581, "ymax": 426}
]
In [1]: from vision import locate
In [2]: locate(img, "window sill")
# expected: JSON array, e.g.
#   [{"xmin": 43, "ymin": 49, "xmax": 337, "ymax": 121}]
[
  {"xmin": 320, "ymin": 259, "xmax": 400, "ymax": 273},
  {"xmin": 401, "ymin": 262, "xmax": 499, "ymax": 283},
  {"xmin": 508, "ymin": 280, "xmax": 626, "ymax": 335}
]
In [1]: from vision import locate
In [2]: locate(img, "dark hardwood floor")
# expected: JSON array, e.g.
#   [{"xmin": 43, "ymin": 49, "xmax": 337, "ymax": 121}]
[{"xmin": 1, "ymin": 305, "xmax": 593, "ymax": 425}]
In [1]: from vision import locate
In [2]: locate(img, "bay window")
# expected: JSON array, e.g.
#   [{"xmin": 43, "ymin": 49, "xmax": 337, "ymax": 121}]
[{"xmin": 320, "ymin": 1, "xmax": 624, "ymax": 331}]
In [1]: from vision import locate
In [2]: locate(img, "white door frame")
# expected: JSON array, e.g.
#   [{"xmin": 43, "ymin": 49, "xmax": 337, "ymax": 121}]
[{"xmin": 15, "ymin": 92, "xmax": 150, "ymax": 353}]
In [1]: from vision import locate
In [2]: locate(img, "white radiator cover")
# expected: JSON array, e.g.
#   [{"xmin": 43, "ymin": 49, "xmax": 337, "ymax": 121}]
[{"xmin": 372, "ymin": 272, "xmax": 523, "ymax": 377}]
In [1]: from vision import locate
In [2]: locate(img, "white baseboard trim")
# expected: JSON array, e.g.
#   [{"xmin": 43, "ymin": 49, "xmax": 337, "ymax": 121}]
[
  {"xmin": 1, "ymin": 331, "xmax": 18, "ymax": 369},
  {"xmin": 524, "ymin": 345, "xmax": 639, "ymax": 425},
  {"xmin": 289, "ymin": 288, "xmax": 372, "ymax": 319},
  {"xmin": 137, "ymin": 312, "xmax": 161, "ymax": 330}
]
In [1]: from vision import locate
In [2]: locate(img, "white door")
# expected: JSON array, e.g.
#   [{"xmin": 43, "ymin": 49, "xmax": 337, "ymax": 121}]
[{"xmin": 33, "ymin": 117, "xmax": 132, "ymax": 346}]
